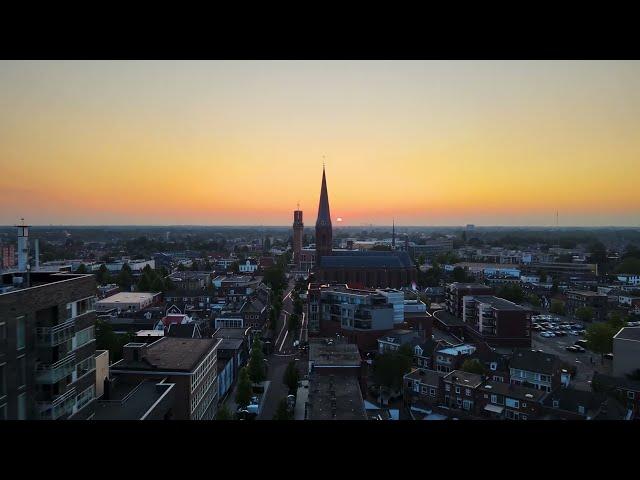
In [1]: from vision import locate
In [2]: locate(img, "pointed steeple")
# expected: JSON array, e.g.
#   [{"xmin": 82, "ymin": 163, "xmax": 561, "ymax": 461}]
[
  {"xmin": 316, "ymin": 165, "xmax": 332, "ymax": 228},
  {"xmin": 392, "ymin": 219, "xmax": 395, "ymax": 249}
]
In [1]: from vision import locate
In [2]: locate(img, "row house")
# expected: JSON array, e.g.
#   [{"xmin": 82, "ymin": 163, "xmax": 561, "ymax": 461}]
[
  {"xmin": 565, "ymin": 290, "xmax": 608, "ymax": 322},
  {"xmin": 434, "ymin": 343, "xmax": 476, "ymax": 374},
  {"xmin": 403, "ymin": 368, "xmax": 444, "ymax": 414},
  {"xmin": 509, "ymin": 349, "xmax": 570, "ymax": 392},
  {"xmin": 478, "ymin": 380, "xmax": 547, "ymax": 420},
  {"xmin": 442, "ymin": 370, "xmax": 484, "ymax": 416},
  {"xmin": 592, "ymin": 372, "xmax": 639, "ymax": 419}
]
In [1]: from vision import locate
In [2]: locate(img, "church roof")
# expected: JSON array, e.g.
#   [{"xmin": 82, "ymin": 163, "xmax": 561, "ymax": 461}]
[
  {"xmin": 316, "ymin": 166, "xmax": 332, "ymax": 228},
  {"xmin": 317, "ymin": 250, "xmax": 414, "ymax": 269}
]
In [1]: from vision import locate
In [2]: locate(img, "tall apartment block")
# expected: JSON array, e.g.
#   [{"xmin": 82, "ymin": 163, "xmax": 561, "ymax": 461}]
[{"xmin": 0, "ymin": 271, "xmax": 98, "ymax": 420}]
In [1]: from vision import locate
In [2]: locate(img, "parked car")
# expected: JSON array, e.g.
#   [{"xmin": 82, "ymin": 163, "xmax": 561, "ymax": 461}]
[
  {"xmin": 604, "ymin": 353, "xmax": 614, "ymax": 360},
  {"xmin": 568, "ymin": 330, "xmax": 580, "ymax": 336},
  {"xmin": 555, "ymin": 331, "xmax": 567, "ymax": 337},
  {"xmin": 565, "ymin": 345, "xmax": 579, "ymax": 352},
  {"xmin": 575, "ymin": 339, "xmax": 588, "ymax": 347},
  {"xmin": 573, "ymin": 345, "xmax": 586, "ymax": 353}
]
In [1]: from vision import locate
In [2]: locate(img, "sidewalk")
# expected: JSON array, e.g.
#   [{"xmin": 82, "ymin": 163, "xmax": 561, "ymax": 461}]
[{"xmin": 294, "ymin": 380, "xmax": 309, "ymax": 420}]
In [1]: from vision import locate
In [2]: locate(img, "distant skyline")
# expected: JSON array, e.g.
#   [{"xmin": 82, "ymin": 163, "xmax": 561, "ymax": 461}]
[{"xmin": 1, "ymin": 60, "xmax": 639, "ymax": 227}]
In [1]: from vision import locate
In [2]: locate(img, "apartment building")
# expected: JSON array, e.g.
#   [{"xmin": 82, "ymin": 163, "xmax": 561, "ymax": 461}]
[
  {"xmin": 434, "ymin": 343, "xmax": 476, "ymax": 374},
  {"xmin": 109, "ymin": 337, "xmax": 221, "ymax": 420},
  {"xmin": 565, "ymin": 290, "xmax": 608, "ymax": 321},
  {"xmin": 0, "ymin": 271, "xmax": 98, "ymax": 420},
  {"xmin": 445, "ymin": 283, "xmax": 492, "ymax": 318},
  {"xmin": 442, "ymin": 370, "xmax": 484, "ymax": 415},
  {"xmin": 462, "ymin": 295, "xmax": 532, "ymax": 348}
]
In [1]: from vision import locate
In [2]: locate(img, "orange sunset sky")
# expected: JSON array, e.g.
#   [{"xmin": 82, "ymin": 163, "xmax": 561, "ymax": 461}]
[{"xmin": 0, "ymin": 60, "xmax": 639, "ymax": 227}]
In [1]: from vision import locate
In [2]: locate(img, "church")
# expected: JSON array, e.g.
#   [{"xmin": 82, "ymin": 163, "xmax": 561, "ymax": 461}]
[{"xmin": 312, "ymin": 167, "xmax": 417, "ymax": 289}]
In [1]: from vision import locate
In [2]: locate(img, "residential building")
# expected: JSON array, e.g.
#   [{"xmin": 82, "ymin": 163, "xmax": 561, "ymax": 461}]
[
  {"xmin": 434, "ymin": 344, "xmax": 476, "ymax": 374},
  {"xmin": 612, "ymin": 327, "xmax": 640, "ymax": 378},
  {"xmin": 238, "ymin": 259, "xmax": 258, "ymax": 274},
  {"xmin": 509, "ymin": 349, "xmax": 568, "ymax": 393},
  {"xmin": 0, "ymin": 271, "xmax": 98, "ymax": 420},
  {"xmin": 565, "ymin": 290, "xmax": 608, "ymax": 321},
  {"xmin": 462, "ymin": 295, "xmax": 532, "ymax": 348},
  {"xmin": 445, "ymin": 283, "xmax": 493, "ymax": 318},
  {"xmin": 541, "ymin": 388, "xmax": 607, "ymax": 420},
  {"xmin": 96, "ymin": 291, "xmax": 161, "ymax": 313},
  {"xmin": 478, "ymin": 381, "xmax": 546, "ymax": 420},
  {"xmin": 377, "ymin": 329, "xmax": 423, "ymax": 354},
  {"xmin": 305, "ymin": 373, "xmax": 367, "ymax": 420},
  {"xmin": 616, "ymin": 274, "xmax": 640, "ymax": 286},
  {"xmin": 442, "ymin": 370, "xmax": 484, "ymax": 416},
  {"xmin": 407, "ymin": 239, "xmax": 454, "ymax": 261},
  {"xmin": 1, "ymin": 244, "xmax": 15, "ymax": 270},
  {"xmin": 592, "ymin": 372, "xmax": 639, "ymax": 419},
  {"xmin": 94, "ymin": 375, "xmax": 175, "ymax": 420},
  {"xmin": 109, "ymin": 337, "xmax": 221, "ymax": 420},
  {"xmin": 403, "ymin": 368, "xmax": 444, "ymax": 414}
]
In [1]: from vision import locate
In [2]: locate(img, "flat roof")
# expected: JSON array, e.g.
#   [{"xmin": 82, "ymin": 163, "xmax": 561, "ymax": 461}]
[
  {"xmin": 94, "ymin": 380, "xmax": 174, "ymax": 420},
  {"xmin": 309, "ymin": 339, "xmax": 361, "ymax": 367},
  {"xmin": 472, "ymin": 295, "xmax": 528, "ymax": 311},
  {"xmin": 97, "ymin": 292, "xmax": 158, "ymax": 304},
  {"xmin": 307, "ymin": 374, "xmax": 367, "ymax": 420},
  {"xmin": 614, "ymin": 327, "xmax": 640, "ymax": 342},
  {"xmin": 112, "ymin": 337, "xmax": 218, "ymax": 372},
  {"xmin": 443, "ymin": 370, "xmax": 483, "ymax": 389},
  {"xmin": 567, "ymin": 290, "xmax": 606, "ymax": 297}
]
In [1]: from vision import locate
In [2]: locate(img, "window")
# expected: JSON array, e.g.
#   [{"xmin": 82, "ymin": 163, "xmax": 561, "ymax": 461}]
[
  {"xmin": 445, "ymin": 384, "xmax": 451, "ymax": 392},
  {"xmin": 628, "ymin": 391, "xmax": 636, "ymax": 400},
  {"xmin": 505, "ymin": 398, "xmax": 519, "ymax": 409},
  {"xmin": 429, "ymin": 388, "xmax": 436, "ymax": 396},
  {"xmin": 0, "ymin": 322, "xmax": 6, "ymax": 343},
  {"xmin": 493, "ymin": 376, "xmax": 504, "ymax": 382},
  {"xmin": 465, "ymin": 388, "xmax": 471, "ymax": 396},
  {"xmin": 421, "ymin": 386, "xmax": 428, "ymax": 394},
  {"xmin": 491, "ymin": 394, "xmax": 498, "ymax": 404},
  {"xmin": 17, "ymin": 392, "xmax": 26, "ymax": 420},
  {"xmin": 553, "ymin": 400, "xmax": 559, "ymax": 408},
  {"xmin": 521, "ymin": 414, "xmax": 527, "ymax": 420},
  {"xmin": 462, "ymin": 399, "xmax": 472, "ymax": 410},
  {"xmin": 455, "ymin": 386, "xmax": 460, "ymax": 394},
  {"xmin": 16, "ymin": 316, "xmax": 25, "ymax": 350},
  {"xmin": 17, "ymin": 356, "xmax": 26, "ymax": 389},
  {"xmin": 577, "ymin": 405, "xmax": 585, "ymax": 415},
  {"xmin": 490, "ymin": 362, "xmax": 497, "ymax": 371}
]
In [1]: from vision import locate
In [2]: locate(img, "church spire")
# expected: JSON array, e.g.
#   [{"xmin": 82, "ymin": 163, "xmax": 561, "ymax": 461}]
[
  {"xmin": 392, "ymin": 219, "xmax": 395, "ymax": 249},
  {"xmin": 316, "ymin": 165, "xmax": 331, "ymax": 228}
]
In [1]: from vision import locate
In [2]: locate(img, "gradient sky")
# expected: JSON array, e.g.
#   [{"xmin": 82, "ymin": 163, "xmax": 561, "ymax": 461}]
[{"xmin": 1, "ymin": 60, "xmax": 639, "ymax": 227}]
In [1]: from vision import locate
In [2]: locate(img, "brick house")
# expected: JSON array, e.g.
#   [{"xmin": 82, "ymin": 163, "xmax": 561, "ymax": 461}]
[
  {"xmin": 509, "ymin": 349, "xmax": 569, "ymax": 392},
  {"xmin": 442, "ymin": 370, "xmax": 484, "ymax": 416},
  {"xmin": 478, "ymin": 380, "xmax": 546, "ymax": 420},
  {"xmin": 403, "ymin": 368, "xmax": 444, "ymax": 414}
]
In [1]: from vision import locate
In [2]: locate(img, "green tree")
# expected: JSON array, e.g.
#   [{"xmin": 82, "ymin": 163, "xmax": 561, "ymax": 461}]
[
  {"xmin": 575, "ymin": 306, "xmax": 594, "ymax": 323},
  {"xmin": 235, "ymin": 367, "xmax": 253, "ymax": 409},
  {"xmin": 497, "ymin": 284, "xmax": 524, "ymax": 304},
  {"xmin": 151, "ymin": 275, "xmax": 166, "ymax": 293},
  {"xmin": 417, "ymin": 254, "xmax": 426, "ymax": 266},
  {"xmin": 269, "ymin": 309, "xmax": 280, "ymax": 332},
  {"xmin": 96, "ymin": 264, "xmax": 111, "ymax": 285},
  {"xmin": 549, "ymin": 300, "xmax": 565, "ymax": 315},
  {"xmin": 116, "ymin": 264, "xmax": 134, "ymax": 291},
  {"xmin": 608, "ymin": 311, "xmax": 627, "ymax": 331},
  {"xmin": 373, "ymin": 350, "xmax": 413, "ymax": 392},
  {"xmin": 215, "ymin": 405, "xmax": 233, "ymax": 420},
  {"xmin": 293, "ymin": 298, "xmax": 304, "ymax": 316},
  {"xmin": 273, "ymin": 398, "xmax": 292, "ymax": 420},
  {"xmin": 177, "ymin": 263, "xmax": 186, "ymax": 271},
  {"xmin": 248, "ymin": 338, "xmax": 266, "ymax": 384},
  {"xmin": 452, "ymin": 266, "xmax": 467, "ymax": 282},
  {"xmin": 263, "ymin": 236, "xmax": 272, "ymax": 252},
  {"xmin": 615, "ymin": 257, "xmax": 640, "ymax": 275},
  {"xmin": 585, "ymin": 322, "xmax": 616, "ymax": 361},
  {"xmin": 528, "ymin": 294, "xmax": 541, "ymax": 307},
  {"xmin": 283, "ymin": 361, "xmax": 300, "ymax": 394},
  {"xmin": 461, "ymin": 358, "xmax": 486, "ymax": 375},
  {"xmin": 137, "ymin": 272, "xmax": 152, "ymax": 291},
  {"xmin": 76, "ymin": 263, "xmax": 88, "ymax": 274},
  {"xmin": 287, "ymin": 313, "xmax": 300, "ymax": 332}
]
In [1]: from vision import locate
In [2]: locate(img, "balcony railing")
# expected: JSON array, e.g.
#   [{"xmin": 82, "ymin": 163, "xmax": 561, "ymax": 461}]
[
  {"xmin": 36, "ymin": 319, "xmax": 75, "ymax": 347},
  {"xmin": 36, "ymin": 353, "xmax": 76, "ymax": 384},
  {"xmin": 38, "ymin": 387, "xmax": 76, "ymax": 420}
]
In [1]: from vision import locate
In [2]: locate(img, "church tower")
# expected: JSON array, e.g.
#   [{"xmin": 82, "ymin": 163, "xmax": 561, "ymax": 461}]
[
  {"xmin": 293, "ymin": 207, "xmax": 304, "ymax": 267},
  {"xmin": 315, "ymin": 166, "xmax": 333, "ymax": 261}
]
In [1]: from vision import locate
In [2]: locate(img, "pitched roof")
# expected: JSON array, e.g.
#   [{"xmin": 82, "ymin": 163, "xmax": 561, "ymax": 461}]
[
  {"xmin": 510, "ymin": 349, "xmax": 561, "ymax": 375},
  {"xmin": 316, "ymin": 166, "xmax": 332, "ymax": 228},
  {"xmin": 318, "ymin": 250, "xmax": 414, "ymax": 269},
  {"xmin": 614, "ymin": 327, "xmax": 640, "ymax": 342},
  {"xmin": 542, "ymin": 388, "xmax": 605, "ymax": 416}
]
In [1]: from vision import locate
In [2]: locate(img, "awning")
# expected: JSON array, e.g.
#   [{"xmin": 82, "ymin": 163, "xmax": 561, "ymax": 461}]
[{"xmin": 484, "ymin": 404, "xmax": 505, "ymax": 414}]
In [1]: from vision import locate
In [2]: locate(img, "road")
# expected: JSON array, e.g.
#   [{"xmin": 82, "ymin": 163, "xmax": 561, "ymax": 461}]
[{"xmin": 259, "ymin": 279, "xmax": 307, "ymax": 419}]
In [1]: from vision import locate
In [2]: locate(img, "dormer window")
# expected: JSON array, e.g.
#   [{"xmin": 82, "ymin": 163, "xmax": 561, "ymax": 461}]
[
  {"xmin": 490, "ymin": 362, "xmax": 497, "ymax": 371},
  {"xmin": 578, "ymin": 405, "xmax": 585, "ymax": 415},
  {"xmin": 553, "ymin": 400, "xmax": 559, "ymax": 408}
]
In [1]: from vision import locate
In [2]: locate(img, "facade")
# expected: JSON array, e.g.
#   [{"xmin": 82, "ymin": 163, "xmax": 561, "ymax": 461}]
[
  {"xmin": 565, "ymin": 290, "xmax": 608, "ymax": 321},
  {"xmin": 238, "ymin": 259, "xmax": 258, "ymax": 274},
  {"xmin": 377, "ymin": 329, "xmax": 423, "ymax": 354},
  {"xmin": 462, "ymin": 295, "xmax": 532, "ymax": 348},
  {"xmin": 403, "ymin": 368, "xmax": 444, "ymax": 413},
  {"xmin": 509, "ymin": 349, "xmax": 567, "ymax": 393},
  {"xmin": 434, "ymin": 344, "xmax": 476, "ymax": 374},
  {"xmin": 0, "ymin": 271, "xmax": 98, "ymax": 420},
  {"xmin": 109, "ymin": 337, "xmax": 221, "ymax": 420},
  {"xmin": 1, "ymin": 244, "xmax": 16, "ymax": 270},
  {"xmin": 442, "ymin": 370, "xmax": 484, "ymax": 416},
  {"xmin": 407, "ymin": 239, "xmax": 454, "ymax": 261},
  {"xmin": 445, "ymin": 283, "xmax": 493, "ymax": 318},
  {"xmin": 94, "ymin": 376, "xmax": 175, "ymax": 420},
  {"xmin": 478, "ymin": 381, "xmax": 546, "ymax": 420},
  {"xmin": 612, "ymin": 327, "xmax": 640, "ymax": 378},
  {"xmin": 306, "ymin": 283, "xmax": 397, "ymax": 350}
]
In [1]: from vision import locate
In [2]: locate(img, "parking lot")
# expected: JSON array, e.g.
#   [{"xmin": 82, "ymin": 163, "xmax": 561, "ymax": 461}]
[{"xmin": 531, "ymin": 315, "xmax": 612, "ymax": 391}]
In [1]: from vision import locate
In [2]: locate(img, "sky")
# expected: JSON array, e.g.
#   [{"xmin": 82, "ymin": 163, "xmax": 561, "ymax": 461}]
[{"xmin": 0, "ymin": 60, "xmax": 639, "ymax": 227}]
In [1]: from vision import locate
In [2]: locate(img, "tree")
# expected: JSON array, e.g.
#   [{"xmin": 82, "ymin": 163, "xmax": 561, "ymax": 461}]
[
  {"xmin": 96, "ymin": 264, "xmax": 111, "ymax": 285},
  {"xmin": 177, "ymin": 263, "xmax": 186, "ymax": 271},
  {"xmin": 191, "ymin": 261, "xmax": 199, "ymax": 271},
  {"xmin": 235, "ymin": 367, "xmax": 253, "ymax": 409},
  {"xmin": 608, "ymin": 311, "xmax": 627, "ymax": 331},
  {"xmin": 373, "ymin": 350, "xmax": 413, "ymax": 392},
  {"xmin": 461, "ymin": 358, "xmax": 486, "ymax": 375},
  {"xmin": 76, "ymin": 263, "xmax": 88, "ymax": 274},
  {"xmin": 576, "ymin": 306, "xmax": 594, "ymax": 323},
  {"xmin": 549, "ymin": 300, "xmax": 565, "ymax": 315},
  {"xmin": 497, "ymin": 284, "xmax": 524, "ymax": 304},
  {"xmin": 528, "ymin": 294, "xmax": 541, "ymax": 307},
  {"xmin": 585, "ymin": 322, "xmax": 616, "ymax": 361},
  {"xmin": 215, "ymin": 405, "xmax": 233, "ymax": 420},
  {"xmin": 287, "ymin": 313, "xmax": 300, "ymax": 332},
  {"xmin": 95, "ymin": 319, "xmax": 134, "ymax": 362},
  {"xmin": 269, "ymin": 309, "xmax": 280, "ymax": 332},
  {"xmin": 273, "ymin": 398, "xmax": 292, "ymax": 420},
  {"xmin": 615, "ymin": 257, "xmax": 640, "ymax": 275},
  {"xmin": 116, "ymin": 264, "xmax": 134, "ymax": 291},
  {"xmin": 293, "ymin": 298, "xmax": 304, "ymax": 316},
  {"xmin": 248, "ymin": 338, "xmax": 266, "ymax": 384},
  {"xmin": 417, "ymin": 254, "xmax": 426, "ymax": 266},
  {"xmin": 452, "ymin": 266, "xmax": 467, "ymax": 282},
  {"xmin": 283, "ymin": 361, "xmax": 300, "ymax": 394}
]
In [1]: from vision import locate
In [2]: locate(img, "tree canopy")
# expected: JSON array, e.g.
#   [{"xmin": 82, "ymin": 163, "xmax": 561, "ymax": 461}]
[
  {"xmin": 373, "ymin": 348, "xmax": 413, "ymax": 392},
  {"xmin": 283, "ymin": 361, "xmax": 300, "ymax": 394},
  {"xmin": 461, "ymin": 358, "xmax": 486, "ymax": 375},
  {"xmin": 235, "ymin": 367, "xmax": 253, "ymax": 409},
  {"xmin": 248, "ymin": 338, "xmax": 266, "ymax": 384}
]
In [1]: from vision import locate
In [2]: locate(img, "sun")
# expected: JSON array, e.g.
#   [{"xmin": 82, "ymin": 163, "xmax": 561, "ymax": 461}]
[{"xmin": 336, "ymin": 217, "xmax": 343, "ymax": 222}]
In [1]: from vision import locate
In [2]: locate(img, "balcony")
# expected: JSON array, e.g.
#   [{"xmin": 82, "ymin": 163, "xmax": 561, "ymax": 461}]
[
  {"xmin": 36, "ymin": 319, "xmax": 75, "ymax": 347},
  {"xmin": 36, "ymin": 353, "xmax": 76, "ymax": 384},
  {"xmin": 38, "ymin": 387, "xmax": 76, "ymax": 420}
]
